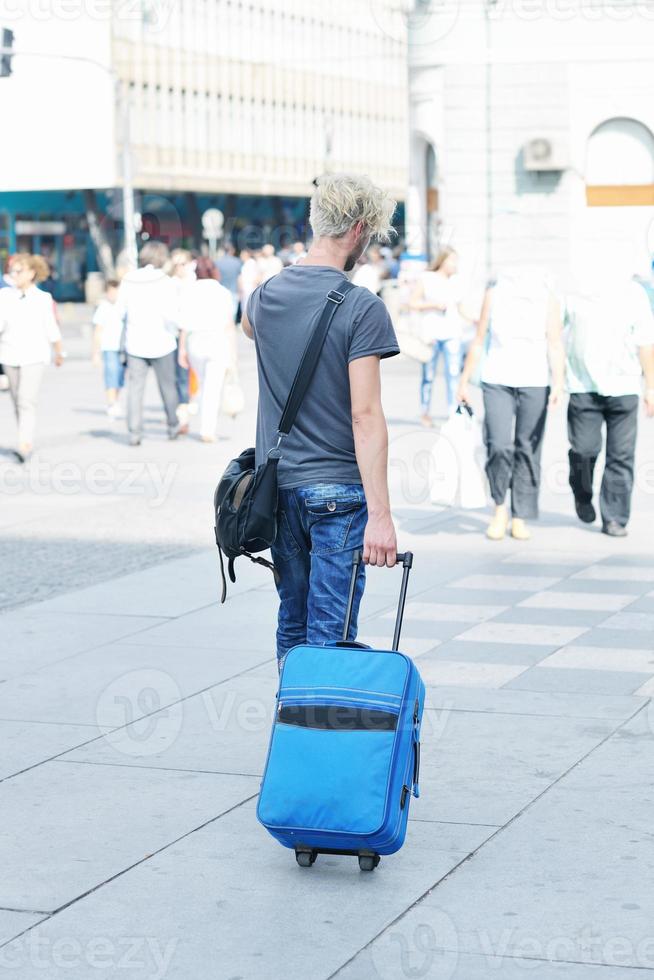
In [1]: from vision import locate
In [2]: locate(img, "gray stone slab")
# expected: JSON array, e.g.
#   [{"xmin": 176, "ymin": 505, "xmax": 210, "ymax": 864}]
[
  {"xmin": 125, "ymin": 592, "xmax": 281, "ymax": 649},
  {"xmin": 600, "ymin": 611, "xmax": 654, "ymax": 632},
  {"xmin": 540, "ymin": 645, "xmax": 654, "ymax": 674},
  {"xmin": 456, "ymin": 622, "xmax": 589, "ymax": 647},
  {"xmin": 31, "ymin": 551, "xmax": 241, "ymax": 618},
  {"xmin": 504, "ymin": 667, "xmax": 653, "ymax": 696},
  {"xmin": 336, "ymin": 944, "xmax": 647, "ymax": 980},
  {"xmin": 0, "ymin": 720, "xmax": 96, "ymax": 781},
  {"xmin": 62, "ymin": 673, "xmax": 278, "ymax": 776},
  {"xmin": 419, "ymin": 659, "xmax": 529, "ymax": 689},
  {"xmin": 448, "ymin": 574, "xmax": 562, "ymax": 593},
  {"xmin": 352, "ymin": 590, "xmax": 408, "ymax": 620},
  {"xmin": 501, "ymin": 551, "xmax": 594, "ymax": 567},
  {"xmin": 0, "ymin": 642, "xmax": 271, "ymax": 726},
  {"xmin": 489, "ymin": 606, "xmax": 608, "ymax": 628},
  {"xmin": 363, "ymin": 635, "xmax": 441, "ymax": 658},
  {"xmin": 0, "ymin": 761, "xmax": 258, "ymax": 910},
  {"xmin": 496, "ymin": 561, "xmax": 588, "ymax": 578},
  {"xmin": 383, "ymin": 601, "xmax": 508, "ymax": 623},
  {"xmin": 554, "ymin": 578, "xmax": 647, "ymax": 596},
  {"xmin": 597, "ymin": 555, "xmax": 654, "ymax": 567},
  {"xmin": 0, "ymin": 909, "xmax": 46, "ymax": 945},
  {"xmin": 0, "ymin": 611, "xmax": 167, "ymax": 681},
  {"xmin": 624, "ymin": 595, "xmax": 654, "ymax": 614},
  {"xmin": 416, "ymin": 710, "xmax": 654, "ymax": 971},
  {"xmin": 422, "ymin": 640, "xmax": 551, "ymax": 667},
  {"xmin": 570, "ymin": 627, "xmax": 654, "ymax": 649},
  {"xmin": 573, "ymin": 565, "xmax": 654, "ymax": 583},
  {"xmin": 520, "ymin": 590, "xmax": 636, "ymax": 612},
  {"xmin": 425, "ymin": 686, "xmax": 642, "ymax": 721},
  {"xmin": 365, "ymin": 617, "xmax": 473, "ymax": 642},
  {"xmin": 413, "ymin": 708, "xmax": 617, "ymax": 825},
  {"xmin": 420, "ymin": 586, "xmax": 525, "ymax": 608},
  {"xmin": 0, "ymin": 804, "xmax": 471, "ymax": 980}
]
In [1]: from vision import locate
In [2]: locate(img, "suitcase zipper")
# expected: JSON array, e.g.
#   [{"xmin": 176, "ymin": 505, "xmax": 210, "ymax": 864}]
[
  {"xmin": 278, "ymin": 694, "xmax": 401, "ymax": 714},
  {"xmin": 280, "ymin": 685, "xmax": 402, "ymax": 701}
]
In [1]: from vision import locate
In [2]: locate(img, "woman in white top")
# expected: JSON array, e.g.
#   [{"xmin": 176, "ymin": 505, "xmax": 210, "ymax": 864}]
[
  {"xmin": 0, "ymin": 253, "xmax": 63, "ymax": 461},
  {"xmin": 458, "ymin": 267, "xmax": 565, "ymax": 541},
  {"xmin": 410, "ymin": 247, "xmax": 467, "ymax": 425},
  {"xmin": 178, "ymin": 256, "xmax": 237, "ymax": 442}
]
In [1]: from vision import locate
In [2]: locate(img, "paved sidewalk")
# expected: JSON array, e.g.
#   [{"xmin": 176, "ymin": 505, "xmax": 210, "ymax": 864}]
[{"xmin": 1, "ymin": 329, "xmax": 654, "ymax": 978}]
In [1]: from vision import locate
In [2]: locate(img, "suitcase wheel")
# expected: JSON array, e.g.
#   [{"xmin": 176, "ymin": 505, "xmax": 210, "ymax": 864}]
[
  {"xmin": 358, "ymin": 853, "xmax": 381, "ymax": 872},
  {"xmin": 295, "ymin": 848, "xmax": 317, "ymax": 868}
]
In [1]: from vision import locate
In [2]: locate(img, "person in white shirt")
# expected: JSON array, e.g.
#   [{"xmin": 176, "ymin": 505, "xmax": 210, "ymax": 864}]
[
  {"xmin": 0, "ymin": 253, "xmax": 63, "ymax": 461},
  {"xmin": 169, "ymin": 248, "xmax": 194, "ymax": 432},
  {"xmin": 352, "ymin": 250, "xmax": 384, "ymax": 296},
  {"xmin": 289, "ymin": 241, "xmax": 307, "ymax": 265},
  {"xmin": 257, "ymin": 243, "xmax": 283, "ymax": 282},
  {"xmin": 92, "ymin": 279, "xmax": 124, "ymax": 418},
  {"xmin": 458, "ymin": 266, "xmax": 565, "ymax": 541},
  {"xmin": 116, "ymin": 242, "xmax": 180, "ymax": 446},
  {"xmin": 238, "ymin": 249, "xmax": 261, "ymax": 317},
  {"xmin": 177, "ymin": 256, "xmax": 237, "ymax": 442},
  {"xmin": 410, "ymin": 247, "xmax": 469, "ymax": 424},
  {"xmin": 565, "ymin": 278, "xmax": 654, "ymax": 537}
]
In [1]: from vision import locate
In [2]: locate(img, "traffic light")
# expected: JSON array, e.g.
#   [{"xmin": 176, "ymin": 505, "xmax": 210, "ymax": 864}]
[{"xmin": 1, "ymin": 28, "xmax": 14, "ymax": 78}]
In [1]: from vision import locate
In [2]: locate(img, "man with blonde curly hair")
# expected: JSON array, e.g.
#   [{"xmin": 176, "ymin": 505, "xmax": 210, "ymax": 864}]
[{"xmin": 242, "ymin": 173, "xmax": 400, "ymax": 665}]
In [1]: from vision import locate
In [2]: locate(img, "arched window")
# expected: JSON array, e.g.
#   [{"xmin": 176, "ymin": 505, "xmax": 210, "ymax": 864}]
[{"xmin": 586, "ymin": 118, "xmax": 654, "ymax": 206}]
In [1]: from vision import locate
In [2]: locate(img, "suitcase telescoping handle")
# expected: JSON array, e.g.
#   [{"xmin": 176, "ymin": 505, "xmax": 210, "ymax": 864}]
[{"xmin": 342, "ymin": 550, "xmax": 413, "ymax": 652}]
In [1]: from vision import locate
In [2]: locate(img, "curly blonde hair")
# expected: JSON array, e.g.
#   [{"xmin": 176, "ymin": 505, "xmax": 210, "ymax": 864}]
[{"xmin": 309, "ymin": 173, "xmax": 397, "ymax": 243}]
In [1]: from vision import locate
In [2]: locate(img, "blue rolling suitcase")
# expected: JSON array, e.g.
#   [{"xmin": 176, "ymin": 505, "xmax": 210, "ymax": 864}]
[{"xmin": 257, "ymin": 551, "xmax": 425, "ymax": 871}]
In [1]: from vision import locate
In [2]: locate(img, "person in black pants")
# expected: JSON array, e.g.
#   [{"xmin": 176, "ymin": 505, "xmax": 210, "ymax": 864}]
[
  {"xmin": 565, "ymin": 280, "xmax": 654, "ymax": 536},
  {"xmin": 458, "ymin": 268, "xmax": 565, "ymax": 541}
]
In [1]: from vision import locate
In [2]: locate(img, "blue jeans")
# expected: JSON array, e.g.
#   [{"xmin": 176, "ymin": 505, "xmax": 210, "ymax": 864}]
[
  {"xmin": 102, "ymin": 350, "xmax": 125, "ymax": 390},
  {"xmin": 271, "ymin": 483, "xmax": 367, "ymax": 666},
  {"xmin": 421, "ymin": 337, "xmax": 461, "ymax": 414},
  {"xmin": 175, "ymin": 339, "xmax": 189, "ymax": 404}
]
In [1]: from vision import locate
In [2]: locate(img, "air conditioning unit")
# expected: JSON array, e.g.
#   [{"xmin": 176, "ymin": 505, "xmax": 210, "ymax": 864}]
[{"xmin": 523, "ymin": 137, "xmax": 568, "ymax": 172}]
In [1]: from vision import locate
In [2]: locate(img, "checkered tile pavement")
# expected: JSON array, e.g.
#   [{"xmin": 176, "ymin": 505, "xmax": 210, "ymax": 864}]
[{"xmin": 365, "ymin": 551, "xmax": 654, "ymax": 698}]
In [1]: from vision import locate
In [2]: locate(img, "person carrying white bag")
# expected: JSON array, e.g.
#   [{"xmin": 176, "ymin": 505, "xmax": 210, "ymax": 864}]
[{"xmin": 430, "ymin": 404, "xmax": 488, "ymax": 509}]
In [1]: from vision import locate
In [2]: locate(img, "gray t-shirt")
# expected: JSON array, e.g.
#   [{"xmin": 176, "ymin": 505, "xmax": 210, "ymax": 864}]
[{"xmin": 247, "ymin": 264, "xmax": 399, "ymax": 489}]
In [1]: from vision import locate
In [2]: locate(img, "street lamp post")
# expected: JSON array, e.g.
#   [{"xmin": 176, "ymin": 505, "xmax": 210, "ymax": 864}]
[{"xmin": 0, "ymin": 44, "xmax": 138, "ymax": 270}]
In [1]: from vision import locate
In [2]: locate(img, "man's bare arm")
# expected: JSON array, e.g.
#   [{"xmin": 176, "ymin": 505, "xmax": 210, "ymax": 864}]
[
  {"xmin": 349, "ymin": 355, "xmax": 397, "ymax": 568},
  {"xmin": 241, "ymin": 310, "xmax": 254, "ymax": 339}
]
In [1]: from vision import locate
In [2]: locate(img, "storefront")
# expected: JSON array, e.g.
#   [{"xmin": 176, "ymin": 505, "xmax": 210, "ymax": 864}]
[{"xmin": 0, "ymin": 189, "xmax": 314, "ymax": 301}]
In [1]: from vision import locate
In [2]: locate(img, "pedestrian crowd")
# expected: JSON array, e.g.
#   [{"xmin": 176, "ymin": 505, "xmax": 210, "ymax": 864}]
[
  {"xmin": 1, "ymin": 216, "xmax": 653, "ymax": 542},
  {"xmin": 407, "ymin": 247, "xmax": 654, "ymax": 540}
]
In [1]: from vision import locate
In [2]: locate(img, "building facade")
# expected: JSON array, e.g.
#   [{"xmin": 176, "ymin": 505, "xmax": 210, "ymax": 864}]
[
  {"xmin": 407, "ymin": 0, "xmax": 654, "ymax": 291},
  {"xmin": 0, "ymin": 0, "xmax": 408, "ymax": 298}
]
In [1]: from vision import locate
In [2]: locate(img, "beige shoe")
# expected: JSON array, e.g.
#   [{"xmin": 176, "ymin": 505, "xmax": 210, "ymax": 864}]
[
  {"xmin": 486, "ymin": 506, "xmax": 509, "ymax": 541},
  {"xmin": 511, "ymin": 518, "xmax": 531, "ymax": 541}
]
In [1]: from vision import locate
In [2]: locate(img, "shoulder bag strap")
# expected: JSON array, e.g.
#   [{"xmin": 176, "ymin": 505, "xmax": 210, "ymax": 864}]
[{"xmin": 276, "ymin": 281, "xmax": 355, "ymax": 437}]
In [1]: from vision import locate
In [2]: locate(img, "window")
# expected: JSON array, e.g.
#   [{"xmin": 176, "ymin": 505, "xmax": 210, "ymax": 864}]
[{"xmin": 586, "ymin": 118, "xmax": 654, "ymax": 207}]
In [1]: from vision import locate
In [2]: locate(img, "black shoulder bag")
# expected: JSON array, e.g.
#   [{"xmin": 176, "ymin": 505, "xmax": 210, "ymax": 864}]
[{"xmin": 213, "ymin": 281, "xmax": 355, "ymax": 603}]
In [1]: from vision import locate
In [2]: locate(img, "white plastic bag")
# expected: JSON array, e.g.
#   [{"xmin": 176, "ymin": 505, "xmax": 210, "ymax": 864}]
[
  {"xmin": 221, "ymin": 369, "xmax": 245, "ymax": 417},
  {"xmin": 430, "ymin": 406, "xmax": 488, "ymax": 509}
]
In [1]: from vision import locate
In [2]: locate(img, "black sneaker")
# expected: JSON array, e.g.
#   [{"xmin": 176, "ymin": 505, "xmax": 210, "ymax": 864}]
[
  {"xmin": 574, "ymin": 499, "xmax": 596, "ymax": 524},
  {"xmin": 602, "ymin": 520, "xmax": 628, "ymax": 538},
  {"xmin": 168, "ymin": 424, "xmax": 181, "ymax": 441}
]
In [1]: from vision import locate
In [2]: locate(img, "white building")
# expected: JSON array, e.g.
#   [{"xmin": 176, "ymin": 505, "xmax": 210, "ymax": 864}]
[
  {"xmin": 0, "ymin": 0, "xmax": 408, "ymax": 296},
  {"xmin": 407, "ymin": 0, "xmax": 654, "ymax": 290}
]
